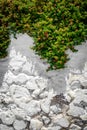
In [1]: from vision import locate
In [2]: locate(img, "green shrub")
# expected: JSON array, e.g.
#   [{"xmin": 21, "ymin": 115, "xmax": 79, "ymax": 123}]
[{"xmin": 0, "ymin": 0, "xmax": 87, "ymax": 70}]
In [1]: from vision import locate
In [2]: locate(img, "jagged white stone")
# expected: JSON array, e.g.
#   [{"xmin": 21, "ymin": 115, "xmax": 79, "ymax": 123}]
[
  {"xmin": 41, "ymin": 127, "xmax": 48, "ymax": 130},
  {"xmin": 3, "ymin": 70, "xmax": 16, "ymax": 84},
  {"xmin": 9, "ymin": 48, "xmax": 27, "ymax": 73},
  {"xmin": 22, "ymin": 60, "xmax": 37, "ymax": 76},
  {"xmin": 41, "ymin": 98, "xmax": 51, "ymax": 114},
  {"xmin": 84, "ymin": 126, "xmax": 87, "ymax": 130},
  {"xmin": 52, "ymin": 115, "xmax": 69, "ymax": 128},
  {"xmin": 80, "ymin": 113, "xmax": 87, "ymax": 120},
  {"xmin": 22, "ymin": 100, "xmax": 41, "ymax": 116},
  {"xmin": 48, "ymin": 126, "xmax": 61, "ymax": 130},
  {"xmin": 67, "ymin": 103, "xmax": 85, "ymax": 117},
  {"xmin": 70, "ymin": 124, "xmax": 81, "ymax": 130},
  {"xmin": 13, "ymin": 120, "xmax": 27, "ymax": 130},
  {"xmin": 14, "ymin": 73, "xmax": 29, "ymax": 85},
  {"xmin": 32, "ymin": 88, "xmax": 41, "ymax": 98},
  {"xmin": 48, "ymin": 89, "xmax": 56, "ymax": 99},
  {"xmin": 39, "ymin": 91, "xmax": 48, "ymax": 98},
  {"xmin": 50, "ymin": 105, "xmax": 61, "ymax": 114},
  {"xmin": 10, "ymin": 84, "xmax": 32, "ymax": 106},
  {"xmin": 42, "ymin": 116, "xmax": 51, "ymax": 125},
  {"xmin": 11, "ymin": 106, "xmax": 28, "ymax": 120},
  {"xmin": 0, "ymin": 110, "xmax": 15, "ymax": 125},
  {"xmin": 25, "ymin": 77, "xmax": 38, "ymax": 90},
  {"xmin": 29, "ymin": 118, "xmax": 43, "ymax": 130},
  {"xmin": 35, "ymin": 77, "xmax": 48, "ymax": 89},
  {"xmin": 0, "ymin": 124, "xmax": 14, "ymax": 130}
]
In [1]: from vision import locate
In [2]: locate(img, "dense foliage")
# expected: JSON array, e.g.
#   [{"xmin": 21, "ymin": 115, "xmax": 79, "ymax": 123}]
[{"xmin": 0, "ymin": 0, "xmax": 87, "ymax": 70}]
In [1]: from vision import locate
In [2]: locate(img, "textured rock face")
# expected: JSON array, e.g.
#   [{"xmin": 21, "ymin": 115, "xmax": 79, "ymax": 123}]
[
  {"xmin": 69, "ymin": 124, "xmax": 81, "ymax": 130},
  {"xmin": 13, "ymin": 120, "xmax": 27, "ymax": 130},
  {"xmin": 29, "ymin": 118, "xmax": 43, "ymax": 130},
  {"xmin": 53, "ymin": 116, "xmax": 69, "ymax": 128},
  {"xmin": 1, "ymin": 44, "xmax": 87, "ymax": 130},
  {"xmin": 0, "ymin": 124, "xmax": 14, "ymax": 130},
  {"xmin": 0, "ymin": 110, "xmax": 15, "ymax": 125}
]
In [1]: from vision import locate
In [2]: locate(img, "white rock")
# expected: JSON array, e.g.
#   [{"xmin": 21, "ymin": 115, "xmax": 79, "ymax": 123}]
[
  {"xmin": 42, "ymin": 116, "xmax": 51, "ymax": 125},
  {"xmin": 67, "ymin": 104, "xmax": 85, "ymax": 117},
  {"xmin": 30, "ymin": 118, "xmax": 43, "ymax": 130},
  {"xmin": 10, "ymin": 84, "xmax": 32, "ymax": 106},
  {"xmin": 57, "ymin": 117, "xmax": 69, "ymax": 128},
  {"xmin": 41, "ymin": 98, "xmax": 51, "ymax": 114},
  {"xmin": 84, "ymin": 126, "xmax": 87, "ymax": 130},
  {"xmin": 4, "ymin": 96, "xmax": 13, "ymax": 104},
  {"xmin": 9, "ymin": 60, "xmax": 23, "ymax": 72},
  {"xmin": 49, "ymin": 111, "xmax": 54, "ymax": 117},
  {"xmin": 83, "ymin": 62, "xmax": 87, "ymax": 72},
  {"xmin": 0, "ymin": 110, "xmax": 15, "ymax": 125},
  {"xmin": 11, "ymin": 106, "xmax": 27, "ymax": 120},
  {"xmin": 53, "ymin": 115, "xmax": 69, "ymax": 128},
  {"xmin": 70, "ymin": 68, "xmax": 81, "ymax": 74},
  {"xmin": 48, "ymin": 126, "xmax": 61, "ymax": 130},
  {"xmin": 70, "ymin": 124, "xmax": 81, "ymax": 130},
  {"xmin": 70, "ymin": 80, "xmax": 81, "ymax": 90},
  {"xmin": 14, "ymin": 73, "xmax": 29, "ymax": 85},
  {"xmin": 40, "ymin": 91, "xmax": 48, "ymax": 98},
  {"xmin": 3, "ymin": 70, "xmax": 16, "ymax": 85},
  {"xmin": 83, "ymin": 71, "xmax": 87, "ymax": 78},
  {"xmin": 13, "ymin": 120, "xmax": 27, "ymax": 130},
  {"xmin": 25, "ymin": 77, "xmax": 38, "ymax": 90},
  {"xmin": 9, "ymin": 50, "xmax": 27, "ymax": 73},
  {"xmin": 0, "ymin": 124, "xmax": 14, "ymax": 130},
  {"xmin": 64, "ymin": 94, "xmax": 72, "ymax": 102},
  {"xmin": 32, "ymin": 88, "xmax": 41, "ymax": 98},
  {"xmin": 35, "ymin": 77, "xmax": 48, "ymax": 89},
  {"xmin": 41, "ymin": 127, "xmax": 48, "ymax": 130},
  {"xmin": 22, "ymin": 61, "xmax": 35, "ymax": 75},
  {"xmin": 80, "ymin": 113, "xmax": 87, "ymax": 120},
  {"xmin": 24, "ymin": 100, "xmax": 41, "ymax": 116},
  {"xmin": 1, "ymin": 82, "xmax": 9, "ymax": 92},
  {"xmin": 50, "ymin": 105, "xmax": 61, "ymax": 114},
  {"xmin": 67, "ymin": 90, "xmax": 76, "ymax": 99},
  {"xmin": 48, "ymin": 89, "xmax": 55, "ymax": 100}
]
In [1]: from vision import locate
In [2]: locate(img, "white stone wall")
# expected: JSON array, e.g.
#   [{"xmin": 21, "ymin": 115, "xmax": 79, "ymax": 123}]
[{"xmin": 0, "ymin": 48, "xmax": 87, "ymax": 130}]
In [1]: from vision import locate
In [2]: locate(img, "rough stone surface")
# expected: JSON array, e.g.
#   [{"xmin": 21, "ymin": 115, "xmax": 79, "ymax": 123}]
[
  {"xmin": 50, "ymin": 105, "xmax": 61, "ymax": 114},
  {"xmin": 53, "ymin": 116, "xmax": 69, "ymax": 128},
  {"xmin": 80, "ymin": 113, "xmax": 87, "ymax": 120},
  {"xmin": 42, "ymin": 116, "xmax": 51, "ymax": 125},
  {"xmin": 84, "ymin": 126, "xmax": 87, "ymax": 130},
  {"xmin": 41, "ymin": 99, "xmax": 51, "ymax": 114},
  {"xmin": 29, "ymin": 118, "xmax": 43, "ymax": 130},
  {"xmin": 10, "ymin": 84, "xmax": 32, "ymax": 107},
  {"xmin": 24, "ymin": 100, "xmax": 41, "ymax": 116},
  {"xmin": 0, "ymin": 124, "xmax": 14, "ymax": 130},
  {"xmin": 69, "ymin": 124, "xmax": 81, "ymax": 130},
  {"xmin": 48, "ymin": 126, "xmax": 61, "ymax": 130},
  {"xmin": 25, "ymin": 78, "xmax": 38, "ymax": 90},
  {"xmin": 0, "ymin": 110, "xmax": 15, "ymax": 125},
  {"xmin": 13, "ymin": 120, "xmax": 27, "ymax": 130},
  {"xmin": 1, "ymin": 35, "xmax": 87, "ymax": 129},
  {"xmin": 67, "ymin": 104, "xmax": 85, "ymax": 117},
  {"xmin": 41, "ymin": 127, "xmax": 48, "ymax": 130}
]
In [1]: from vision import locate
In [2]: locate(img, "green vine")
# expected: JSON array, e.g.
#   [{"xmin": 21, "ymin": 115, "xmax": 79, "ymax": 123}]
[{"xmin": 0, "ymin": 0, "xmax": 87, "ymax": 70}]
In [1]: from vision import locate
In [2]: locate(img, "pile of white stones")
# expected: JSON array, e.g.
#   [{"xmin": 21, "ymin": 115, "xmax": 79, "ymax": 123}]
[{"xmin": 0, "ymin": 48, "xmax": 87, "ymax": 130}]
